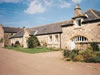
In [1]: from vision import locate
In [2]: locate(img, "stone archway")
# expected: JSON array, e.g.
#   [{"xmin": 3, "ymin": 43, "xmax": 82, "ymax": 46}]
[
  {"xmin": 69, "ymin": 35, "xmax": 89, "ymax": 50},
  {"xmin": 71, "ymin": 36, "xmax": 88, "ymax": 42},
  {"xmin": 69, "ymin": 32, "xmax": 93, "ymax": 42},
  {"xmin": 15, "ymin": 41, "xmax": 20, "ymax": 47},
  {"xmin": 66, "ymin": 34, "xmax": 90, "ymax": 50}
]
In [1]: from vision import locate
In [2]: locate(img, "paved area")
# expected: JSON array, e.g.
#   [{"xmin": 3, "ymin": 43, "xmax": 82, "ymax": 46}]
[{"xmin": 0, "ymin": 48, "xmax": 100, "ymax": 75}]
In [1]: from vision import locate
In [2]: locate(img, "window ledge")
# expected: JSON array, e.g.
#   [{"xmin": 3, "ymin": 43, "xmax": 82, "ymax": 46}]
[
  {"xmin": 48, "ymin": 42, "xmax": 59, "ymax": 44},
  {"xmin": 74, "ymin": 27, "xmax": 82, "ymax": 30},
  {"xmin": 75, "ymin": 42, "xmax": 88, "ymax": 44}
]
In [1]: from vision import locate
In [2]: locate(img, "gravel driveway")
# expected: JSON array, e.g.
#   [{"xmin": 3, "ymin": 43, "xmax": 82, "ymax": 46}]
[{"xmin": 0, "ymin": 48, "xmax": 100, "ymax": 75}]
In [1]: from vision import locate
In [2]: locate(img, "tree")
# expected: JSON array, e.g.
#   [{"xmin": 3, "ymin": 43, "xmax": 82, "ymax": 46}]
[
  {"xmin": 27, "ymin": 35, "xmax": 40, "ymax": 48},
  {"xmin": 0, "ymin": 38, "xmax": 3, "ymax": 43}
]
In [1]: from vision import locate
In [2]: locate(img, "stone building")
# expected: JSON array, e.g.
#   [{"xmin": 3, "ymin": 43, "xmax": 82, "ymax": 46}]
[
  {"xmin": 3, "ymin": 27, "xmax": 22, "ymax": 46},
  {"xmin": 10, "ymin": 28, "xmax": 30, "ymax": 48},
  {"xmin": 0, "ymin": 24, "xmax": 4, "ymax": 47},
  {"xmin": 1, "ymin": 5, "xmax": 100, "ymax": 50}
]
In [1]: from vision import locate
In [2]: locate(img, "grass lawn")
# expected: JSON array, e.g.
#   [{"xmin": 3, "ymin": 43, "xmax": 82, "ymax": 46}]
[{"xmin": 5, "ymin": 46, "xmax": 55, "ymax": 54}]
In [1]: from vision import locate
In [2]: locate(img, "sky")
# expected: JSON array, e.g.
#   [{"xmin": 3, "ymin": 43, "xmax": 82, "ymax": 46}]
[{"xmin": 0, "ymin": 0, "xmax": 100, "ymax": 28}]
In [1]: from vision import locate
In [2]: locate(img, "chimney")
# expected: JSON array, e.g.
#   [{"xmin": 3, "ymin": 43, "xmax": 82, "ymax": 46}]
[
  {"xmin": 74, "ymin": 4, "xmax": 84, "ymax": 17},
  {"xmin": 23, "ymin": 26, "xmax": 25, "ymax": 29},
  {"xmin": 23, "ymin": 26, "xmax": 26, "ymax": 32},
  {"xmin": 72, "ymin": 4, "xmax": 86, "ymax": 19}
]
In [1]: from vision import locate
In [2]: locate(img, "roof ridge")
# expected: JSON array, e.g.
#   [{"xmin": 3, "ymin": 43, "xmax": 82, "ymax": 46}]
[
  {"xmin": 84, "ymin": 9, "xmax": 91, "ymax": 13},
  {"xmin": 89, "ymin": 9, "xmax": 100, "ymax": 18},
  {"xmin": 31, "ymin": 20, "xmax": 71, "ymax": 29},
  {"xmin": 3, "ymin": 26, "xmax": 22, "ymax": 29}
]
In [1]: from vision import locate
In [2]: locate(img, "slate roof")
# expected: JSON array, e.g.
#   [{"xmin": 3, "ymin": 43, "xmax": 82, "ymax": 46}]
[
  {"xmin": 84, "ymin": 9, "xmax": 99, "ymax": 20},
  {"xmin": 29, "ymin": 20, "xmax": 73, "ymax": 35},
  {"xmin": 3, "ymin": 27, "xmax": 22, "ymax": 33},
  {"xmin": 11, "ymin": 29, "xmax": 24, "ymax": 38},
  {"xmin": 9, "ymin": 9, "xmax": 100, "ymax": 38},
  {"xmin": 30, "ymin": 31, "xmax": 36, "ymax": 36},
  {"xmin": 92, "ymin": 9, "xmax": 100, "ymax": 17}
]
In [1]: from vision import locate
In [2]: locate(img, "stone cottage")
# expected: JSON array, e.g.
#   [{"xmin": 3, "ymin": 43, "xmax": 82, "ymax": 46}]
[
  {"xmin": 3, "ymin": 27, "xmax": 22, "ymax": 46},
  {"xmin": 10, "ymin": 28, "xmax": 30, "ymax": 48},
  {"xmin": 0, "ymin": 5, "xmax": 100, "ymax": 50}
]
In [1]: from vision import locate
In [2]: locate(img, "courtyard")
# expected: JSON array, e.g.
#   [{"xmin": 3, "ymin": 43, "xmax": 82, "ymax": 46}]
[{"xmin": 0, "ymin": 48, "xmax": 100, "ymax": 75}]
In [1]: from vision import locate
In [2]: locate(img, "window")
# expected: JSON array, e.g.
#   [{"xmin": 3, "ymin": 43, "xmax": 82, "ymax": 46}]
[
  {"xmin": 11, "ymin": 33, "xmax": 14, "ymax": 35},
  {"xmin": 78, "ymin": 19, "xmax": 81, "ymax": 26},
  {"xmin": 74, "ymin": 18, "xmax": 82, "ymax": 27},
  {"xmin": 49, "ymin": 35, "xmax": 52, "ymax": 41},
  {"xmin": 55, "ymin": 35, "xmax": 59, "ymax": 42},
  {"xmin": 72, "ymin": 36, "xmax": 88, "ymax": 42}
]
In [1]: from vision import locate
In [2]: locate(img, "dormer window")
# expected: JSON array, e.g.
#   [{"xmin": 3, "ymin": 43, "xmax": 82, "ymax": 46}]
[
  {"xmin": 76, "ymin": 18, "xmax": 81, "ymax": 26},
  {"xmin": 85, "ymin": 14, "xmax": 88, "ymax": 18},
  {"xmin": 34, "ymin": 30, "xmax": 38, "ymax": 35},
  {"xmin": 78, "ymin": 19, "xmax": 81, "ymax": 26},
  {"xmin": 74, "ymin": 18, "xmax": 82, "ymax": 27}
]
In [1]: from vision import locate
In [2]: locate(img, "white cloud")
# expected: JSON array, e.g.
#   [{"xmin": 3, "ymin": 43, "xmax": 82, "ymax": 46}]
[
  {"xmin": 60, "ymin": 0, "xmax": 82, "ymax": 8},
  {"xmin": 60, "ymin": 0, "xmax": 71, "ymax": 8},
  {"xmin": 72, "ymin": 0, "xmax": 82, "ymax": 3},
  {"xmin": 0, "ymin": 0, "xmax": 22, "ymax": 3},
  {"xmin": 43, "ymin": 0, "xmax": 52, "ymax": 6},
  {"xmin": 24, "ymin": 0, "xmax": 83, "ymax": 14},
  {"xmin": 24, "ymin": 0, "xmax": 45, "ymax": 14},
  {"xmin": 24, "ymin": 0, "xmax": 52, "ymax": 14}
]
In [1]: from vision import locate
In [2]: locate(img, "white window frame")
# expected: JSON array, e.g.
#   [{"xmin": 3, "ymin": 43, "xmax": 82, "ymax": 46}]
[
  {"xmin": 54, "ymin": 34, "xmax": 59, "ymax": 44},
  {"xmin": 72, "ymin": 36, "xmax": 88, "ymax": 43},
  {"xmin": 48, "ymin": 35, "xmax": 53, "ymax": 43},
  {"xmin": 74, "ymin": 18, "xmax": 83, "ymax": 27}
]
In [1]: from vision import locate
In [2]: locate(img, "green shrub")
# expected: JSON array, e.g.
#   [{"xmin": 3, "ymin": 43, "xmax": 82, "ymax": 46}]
[
  {"xmin": 14, "ymin": 44, "xmax": 21, "ymax": 48},
  {"xmin": 64, "ymin": 49, "xmax": 79, "ymax": 61},
  {"xmin": 0, "ymin": 38, "xmax": 3, "ymax": 43},
  {"xmin": 80, "ymin": 49, "xmax": 95, "ymax": 60},
  {"xmin": 85, "ymin": 56, "xmax": 100, "ymax": 63},
  {"xmin": 90, "ymin": 42, "xmax": 100, "ymax": 51},
  {"xmin": 95, "ymin": 52, "xmax": 100, "ymax": 57},
  {"xmin": 64, "ymin": 50, "xmax": 71, "ymax": 58},
  {"xmin": 63, "ymin": 47, "xmax": 100, "ymax": 63},
  {"xmin": 73, "ymin": 55, "xmax": 84, "ymax": 62},
  {"xmin": 27, "ymin": 35, "xmax": 40, "ymax": 48},
  {"xmin": 71, "ymin": 50, "xmax": 79, "ymax": 59}
]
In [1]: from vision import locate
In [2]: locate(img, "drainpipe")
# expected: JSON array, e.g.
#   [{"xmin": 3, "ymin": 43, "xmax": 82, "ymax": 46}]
[
  {"xmin": 22, "ymin": 26, "xmax": 26, "ymax": 48},
  {"xmin": 60, "ymin": 33, "xmax": 62, "ymax": 49}
]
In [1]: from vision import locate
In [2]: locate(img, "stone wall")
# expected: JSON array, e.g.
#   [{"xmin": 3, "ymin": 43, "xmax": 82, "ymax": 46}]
[
  {"xmin": 23, "ymin": 30, "xmax": 30, "ymax": 48},
  {"xmin": 37, "ymin": 35, "xmax": 48, "ymax": 47},
  {"xmin": 10, "ymin": 38, "xmax": 23, "ymax": 46},
  {"xmin": 75, "ymin": 42, "xmax": 100, "ymax": 50},
  {"xmin": 10, "ymin": 30, "xmax": 30, "ymax": 48},
  {"xmin": 4, "ymin": 33, "xmax": 14, "ymax": 46},
  {"xmin": 0, "ymin": 24, "xmax": 4, "ymax": 47},
  {"xmin": 10, "ymin": 33, "xmax": 61, "ymax": 48},
  {"xmin": 37, "ymin": 33, "xmax": 61, "ymax": 48},
  {"xmin": 61, "ymin": 22, "xmax": 100, "ymax": 49}
]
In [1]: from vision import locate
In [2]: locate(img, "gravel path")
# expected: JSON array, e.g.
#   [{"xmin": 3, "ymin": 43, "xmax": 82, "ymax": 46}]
[{"xmin": 0, "ymin": 48, "xmax": 100, "ymax": 75}]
